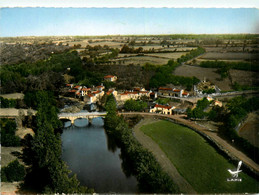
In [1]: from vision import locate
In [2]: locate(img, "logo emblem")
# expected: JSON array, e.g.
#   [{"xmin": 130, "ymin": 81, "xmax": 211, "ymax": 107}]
[{"xmin": 227, "ymin": 161, "xmax": 242, "ymax": 182}]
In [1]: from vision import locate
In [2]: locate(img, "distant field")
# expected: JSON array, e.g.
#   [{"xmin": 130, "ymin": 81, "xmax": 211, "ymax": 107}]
[
  {"xmin": 132, "ymin": 45, "xmax": 163, "ymax": 50},
  {"xmin": 158, "ymin": 47, "xmax": 197, "ymax": 52},
  {"xmin": 174, "ymin": 65, "xmax": 232, "ymax": 91},
  {"xmin": 199, "ymin": 52, "xmax": 258, "ymax": 60},
  {"xmin": 229, "ymin": 69, "xmax": 259, "ymax": 86},
  {"xmin": 66, "ymin": 41, "xmax": 89, "ymax": 48},
  {"xmin": 117, "ymin": 55, "xmax": 169, "ymax": 65},
  {"xmin": 118, "ymin": 54, "xmax": 139, "ymax": 58},
  {"xmin": 204, "ymin": 46, "xmax": 259, "ymax": 53},
  {"xmin": 144, "ymin": 52, "xmax": 188, "ymax": 59},
  {"xmin": 195, "ymin": 58, "xmax": 247, "ymax": 64},
  {"xmin": 140, "ymin": 120, "xmax": 259, "ymax": 193},
  {"xmin": 117, "ymin": 51, "xmax": 192, "ymax": 65},
  {"xmin": 88, "ymin": 41, "xmax": 124, "ymax": 48},
  {"xmin": 238, "ymin": 112, "xmax": 259, "ymax": 148}
]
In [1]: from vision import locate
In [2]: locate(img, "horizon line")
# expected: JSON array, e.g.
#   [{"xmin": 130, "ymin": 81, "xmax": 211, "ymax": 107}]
[{"xmin": 1, "ymin": 33, "xmax": 259, "ymax": 39}]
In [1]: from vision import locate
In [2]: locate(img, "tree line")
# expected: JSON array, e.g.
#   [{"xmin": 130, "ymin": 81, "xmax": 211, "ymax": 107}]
[
  {"xmin": 148, "ymin": 47, "xmax": 204, "ymax": 89},
  {"xmin": 104, "ymin": 95, "xmax": 179, "ymax": 193},
  {"xmin": 200, "ymin": 60, "xmax": 259, "ymax": 72},
  {"xmin": 177, "ymin": 47, "xmax": 205, "ymax": 64},
  {"xmin": 21, "ymin": 91, "xmax": 93, "ymax": 193},
  {"xmin": 0, "ymin": 51, "xmax": 104, "ymax": 94},
  {"xmin": 148, "ymin": 59, "xmax": 200, "ymax": 90}
]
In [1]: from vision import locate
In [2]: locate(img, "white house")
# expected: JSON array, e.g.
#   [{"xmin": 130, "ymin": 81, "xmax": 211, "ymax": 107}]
[
  {"xmin": 150, "ymin": 104, "xmax": 175, "ymax": 115},
  {"xmin": 158, "ymin": 87, "xmax": 189, "ymax": 97}
]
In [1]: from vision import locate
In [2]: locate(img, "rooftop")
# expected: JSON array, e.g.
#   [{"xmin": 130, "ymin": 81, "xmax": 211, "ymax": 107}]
[
  {"xmin": 154, "ymin": 104, "xmax": 172, "ymax": 109},
  {"xmin": 104, "ymin": 75, "xmax": 115, "ymax": 78}
]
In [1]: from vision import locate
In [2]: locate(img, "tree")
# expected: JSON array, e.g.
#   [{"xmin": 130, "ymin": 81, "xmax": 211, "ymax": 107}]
[
  {"xmin": 105, "ymin": 94, "xmax": 117, "ymax": 113},
  {"xmin": 22, "ymin": 91, "xmax": 91, "ymax": 193},
  {"xmin": 124, "ymin": 99, "xmax": 147, "ymax": 112},
  {"xmin": 0, "ymin": 118, "xmax": 21, "ymax": 147},
  {"xmin": 1, "ymin": 159, "xmax": 25, "ymax": 182}
]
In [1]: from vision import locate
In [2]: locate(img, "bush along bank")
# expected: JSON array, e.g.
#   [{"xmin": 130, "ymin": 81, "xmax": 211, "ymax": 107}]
[{"xmin": 104, "ymin": 94, "xmax": 179, "ymax": 193}]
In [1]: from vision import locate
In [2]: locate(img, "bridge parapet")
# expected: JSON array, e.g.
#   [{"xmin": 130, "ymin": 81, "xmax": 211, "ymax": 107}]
[{"xmin": 58, "ymin": 112, "xmax": 107, "ymax": 124}]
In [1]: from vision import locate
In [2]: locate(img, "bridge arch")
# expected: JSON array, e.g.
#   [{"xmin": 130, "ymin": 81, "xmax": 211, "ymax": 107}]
[{"xmin": 58, "ymin": 112, "xmax": 107, "ymax": 126}]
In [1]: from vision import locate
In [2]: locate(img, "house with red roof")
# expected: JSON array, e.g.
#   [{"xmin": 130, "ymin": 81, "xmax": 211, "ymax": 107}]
[
  {"xmin": 104, "ymin": 75, "xmax": 117, "ymax": 82},
  {"xmin": 212, "ymin": 99, "xmax": 223, "ymax": 107},
  {"xmin": 73, "ymin": 85, "xmax": 82, "ymax": 90},
  {"xmin": 84, "ymin": 93, "xmax": 96, "ymax": 104},
  {"xmin": 65, "ymin": 84, "xmax": 74, "ymax": 88},
  {"xmin": 150, "ymin": 104, "xmax": 176, "ymax": 115},
  {"xmin": 81, "ymin": 87, "xmax": 91, "ymax": 96},
  {"xmin": 106, "ymin": 88, "xmax": 118, "ymax": 96},
  {"xmin": 95, "ymin": 85, "xmax": 105, "ymax": 91}
]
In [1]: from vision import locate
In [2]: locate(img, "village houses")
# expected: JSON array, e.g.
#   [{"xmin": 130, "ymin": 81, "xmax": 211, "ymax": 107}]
[
  {"xmin": 65, "ymin": 79, "xmax": 191, "ymax": 107},
  {"xmin": 158, "ymin": 87, "xmax": 189, "ymax": 97}
]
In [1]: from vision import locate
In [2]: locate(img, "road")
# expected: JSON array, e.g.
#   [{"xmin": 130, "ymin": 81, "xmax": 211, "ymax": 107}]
[
  {"xmin": 120, "ymin": 112, "xmax": 259, "ymax": 174},
  {"xmin": 0, "ymin": 108, "xmax": 37, "ymax": 117}
]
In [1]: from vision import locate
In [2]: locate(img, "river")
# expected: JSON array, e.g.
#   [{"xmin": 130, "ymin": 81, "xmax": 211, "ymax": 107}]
[{"xmin": 61, "ymin": 118, "xmax": 138, "ymax": 193}]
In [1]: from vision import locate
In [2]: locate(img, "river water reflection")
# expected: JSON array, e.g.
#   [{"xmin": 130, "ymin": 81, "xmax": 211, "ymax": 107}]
[{"xmin": 61, "ymin": 118, "xmax": 138, "ymax": 193}]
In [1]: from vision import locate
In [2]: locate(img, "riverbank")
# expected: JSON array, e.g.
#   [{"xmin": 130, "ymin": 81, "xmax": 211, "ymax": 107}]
[
  {"xmin": 132, "ymin": 118, "xmax": 196, "ymax": 194},
  {"xmin": 121, "ymin": 112, "xmax": 259, "ymax": 175},
  {"xmin": 135, "ymin": 118, "xmax": 259, "ymax": 193}
]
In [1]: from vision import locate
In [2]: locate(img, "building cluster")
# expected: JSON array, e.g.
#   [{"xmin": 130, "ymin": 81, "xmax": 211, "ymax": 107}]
[
  {"xmin": 158, "ymin": 87, "xmax": 189, "ymax": 97},
  {"xmin": 66, "ymin": 84, "xmax": 158, "ymax": 104},
  {"xmin": 65, "ymin": 75, "xmax": 195, "ymax": 115},
  {"xmin": 66, "ymin": 83, "xmax": 105, "ymax": 104},
  {"xmin": 194, "ymin": 78, "xmax": 221, "ymax": 96},
  {"xmin": 206, "ymin": 96, "xmax": 223, "ymax": 107},
  {"xmin": 65, "ymin": 75, "xmax": 160, "ymax": 104}
]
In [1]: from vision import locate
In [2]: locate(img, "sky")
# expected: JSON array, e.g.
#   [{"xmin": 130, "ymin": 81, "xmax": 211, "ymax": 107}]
[{"xmin": 0, "ymin": 8, "xmax": 259, "ymax": 37}]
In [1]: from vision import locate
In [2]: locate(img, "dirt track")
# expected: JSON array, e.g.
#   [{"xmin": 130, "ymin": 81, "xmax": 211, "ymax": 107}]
[
  {"xmin": 121, "ymin": 112, "xmax": 259, "ymax": 175},
  {"xmin": 133, "ymin": 118, "xmax": 197, "ymax": 194}
]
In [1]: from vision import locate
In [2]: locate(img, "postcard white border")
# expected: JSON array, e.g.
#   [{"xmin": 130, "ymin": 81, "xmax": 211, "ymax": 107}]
[{"xmin": 0, "ymin": 0, "xmax": 259, "ymax": 8}]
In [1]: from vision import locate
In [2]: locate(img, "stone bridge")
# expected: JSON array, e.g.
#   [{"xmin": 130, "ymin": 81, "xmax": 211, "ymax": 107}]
[{"xmin": 58, "ymin": 112, "xmax": 107, "ymax": 124}]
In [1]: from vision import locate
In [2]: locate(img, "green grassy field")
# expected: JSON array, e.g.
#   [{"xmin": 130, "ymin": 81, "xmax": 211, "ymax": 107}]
[{"xmin": 140, "ymin": 120, "xmax": 259, "ymax": 193}]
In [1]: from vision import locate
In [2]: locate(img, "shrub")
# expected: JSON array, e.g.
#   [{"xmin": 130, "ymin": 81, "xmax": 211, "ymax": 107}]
[
  {"xmin": 1, "ymin": 160, "xmax": 25, "ymax": 182},
  {"xmin": 0, "ymin": 97, "xmax": 17, "ymax": 108},
  {"xmin": 0, "ymin": 119, "xmax": 21, "ymax": 147}
]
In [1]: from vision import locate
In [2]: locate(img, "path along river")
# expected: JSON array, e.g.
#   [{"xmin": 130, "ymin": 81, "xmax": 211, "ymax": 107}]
[{"xmin": 61, "ymin": 118, "xmax": 138, "ymax": 193}]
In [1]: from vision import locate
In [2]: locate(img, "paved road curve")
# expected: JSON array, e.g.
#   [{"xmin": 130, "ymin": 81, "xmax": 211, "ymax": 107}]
[
  {"xmin": 0, "ymin": 108, "xmax": 36, "ymax": 117},
  {"xmin": 120, "ymin": 112, "xmax": 259, "ymax": 174}
]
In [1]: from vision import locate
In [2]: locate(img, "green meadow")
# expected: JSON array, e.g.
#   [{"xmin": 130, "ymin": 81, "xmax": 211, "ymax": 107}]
[{"xmin": 140, "ymin": 120, "xmax": 259, "ymax": 193}]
